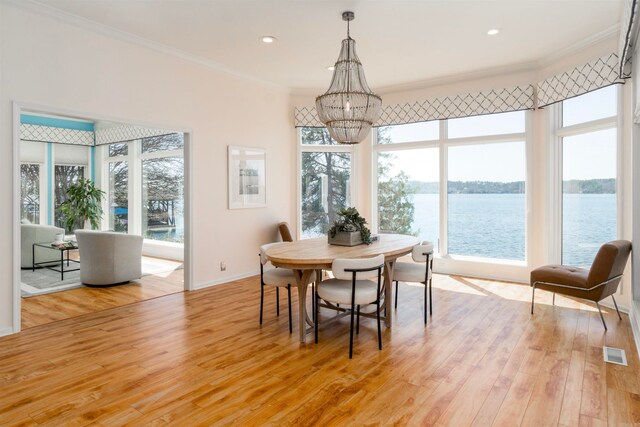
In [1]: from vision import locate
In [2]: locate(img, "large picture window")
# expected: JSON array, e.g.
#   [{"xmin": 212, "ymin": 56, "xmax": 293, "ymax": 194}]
[
  {"xmin": 447, "ymin": 141, "xmax": 525, "ymax": 260},
  {"xmin": 374, "ymin": 110, "xmax": 527, "ymax": 261},
  {"xmin": 559, "ymin": 86, "xmax": 618, "ymax": 266}
]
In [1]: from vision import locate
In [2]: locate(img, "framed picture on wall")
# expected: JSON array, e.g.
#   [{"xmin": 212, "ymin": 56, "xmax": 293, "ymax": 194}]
[{"xmin": 228, "ymin": 145, "xmax": 266, "ymax": 209}]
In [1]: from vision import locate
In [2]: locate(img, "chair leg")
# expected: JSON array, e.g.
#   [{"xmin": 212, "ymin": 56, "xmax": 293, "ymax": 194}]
[
  {"xmin": 595, "ymin": 301, "xmax": 608, "ymax": 331},
  {"xmin": 356, "ymin": 305, "xmax": 360, "ymax": 335},
  {"xmin": 531, "ymin": 287, "xmax": 535, "ymax": 315},
  {"xmin": 611, "ymin": 295, "xmax": 622, "ymax": 320},
  {"xmin": 394, "ymin": 281, "xmax": 398, "ymax": 309},
  {"xmin": 553, "ymin": 292, "xmax": 555, "ymax": 306},
  {"xmin": 429, "ymin": 278, "xmax": 433, "ymax": 315},
  {"xmin": 424, "ymin": 281, "xmax": 428, "ymax": 325},
  {"xmin": 287, "ymin": 284, "xmax": 292, "ymax": 334},
  {"xmin": 314, "ymin": 286, "xmax": 319, "ymax": 344},
  {"xmin": 349, "ymin": 303, "xmax": 355, "ymax": 359},
  {"xmin": 312, "ymin": 282, "xmax": 316, "ymax": 322},
  {"xmin": 259, "ymin": 283, "xmax": 264, "ymax": 324},
  {"xmin": 376, "ymin": 298, "xmax": 382, "ymax": 351},
  {"xmin": 276, "ymin": 287, "xmax": 280, "ymax": 316}
]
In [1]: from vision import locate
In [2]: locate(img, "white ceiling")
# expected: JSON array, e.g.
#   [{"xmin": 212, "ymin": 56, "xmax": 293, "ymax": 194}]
[{"xmin": 33, "ymin": 0, "xmax": 623, "ymax": 92}]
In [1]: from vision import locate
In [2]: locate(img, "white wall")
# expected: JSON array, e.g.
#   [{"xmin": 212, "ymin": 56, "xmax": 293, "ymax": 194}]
[{"xmin": 0, "ymin": 3, "xmax": 293, "ymax": 333}]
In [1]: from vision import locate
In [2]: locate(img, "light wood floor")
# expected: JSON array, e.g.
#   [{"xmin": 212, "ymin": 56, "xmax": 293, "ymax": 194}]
[
  {"xmin": 2, "ymin": 273, "xmax": 639, "ymax": 426},
  {"xmin": 21, "ymin": 268, "xmax": 184, "ymax": 329}
]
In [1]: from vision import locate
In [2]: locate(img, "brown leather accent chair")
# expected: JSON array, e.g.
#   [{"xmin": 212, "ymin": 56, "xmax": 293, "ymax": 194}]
[
  {"xmin": 278, "ymin": 222, "xmax": 294, "ymax": 242},
  {"xmin": 530, "ymin": 240, "xmax": 632, "ymax": 330}
]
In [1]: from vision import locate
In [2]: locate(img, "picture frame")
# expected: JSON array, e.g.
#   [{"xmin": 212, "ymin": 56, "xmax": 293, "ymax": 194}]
[{"xmin": 228, "ymin": 145, "xmax": 266, "ymax": 209}]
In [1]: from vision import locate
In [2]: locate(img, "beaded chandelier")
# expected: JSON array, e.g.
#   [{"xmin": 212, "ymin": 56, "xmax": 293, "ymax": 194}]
[{"xmin": 315, "ymin": 11, "xmax": 382, "ymax": 144}]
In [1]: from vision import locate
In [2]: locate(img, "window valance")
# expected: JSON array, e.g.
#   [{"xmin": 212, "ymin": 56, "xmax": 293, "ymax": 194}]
[
  {"xmin": 619, "ymin": 0, "xmax": 639, "ymax": 78},
  {"xmin": 294, "ymin": 84, "xmax": 534, "ymax": 128},
  {"xmin": 94, "ymin": 125, "xmax": 175, "ymax": 146},
  {"xmin": 20, "ymin": 122, "xmax": 175, "ymax": 146},
  {"xmin": 536, "ymin": 53, "xmax": 624, "ymax": 108},
  {"xmin": 20, "ymin": 124, "xmax": 94, "ymax": 146},
  {"xmin": 294, "ymin": 52, "xmax": 625, "ymax": 128}
]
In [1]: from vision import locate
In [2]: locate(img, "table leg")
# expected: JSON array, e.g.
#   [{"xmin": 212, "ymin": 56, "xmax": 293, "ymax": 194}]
[
  {"xmin": 294, "ymin": 269, "xmax": 314, "ymax": 343},
  {"xmin": 32, "ymin": 244, "xmax": 35, "ymax": 272},
  {"xmin": 383, "ymin": 260, "xmax": 395, "ymax": 328}
]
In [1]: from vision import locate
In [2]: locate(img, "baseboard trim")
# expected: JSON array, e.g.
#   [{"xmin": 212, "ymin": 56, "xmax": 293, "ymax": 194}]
[
  {"xmin": 0, "ymin": 327, "xmax": 15, "ymax": 337},
  {"xmin": 193, "ymin": 269, "xmax": 260, "ymax": 291},
  {"xmin": 629, "ymin": 304, "xmax": 640, "ymax": 359}
]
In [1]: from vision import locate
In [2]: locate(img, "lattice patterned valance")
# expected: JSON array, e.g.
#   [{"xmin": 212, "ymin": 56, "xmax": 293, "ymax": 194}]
[
  {"xmin": 536, "ymin": 53, "xmax": 624, "ymax": 108},
  {"xmin": 295, "ymin": 52, "xmax": 626, "ymax": 128},
  {"xmin": 94, "ymin": 125, "xmax": 176, "ymax": 146},
  {"xmin": 294, "ymin": 84, "xmax": 535, "ymax": 128},
  {"xmin": 619, "ymin": 0, "xmax": 639, "ymax": 78},
  {"xmin": 20, "ymin": 124, "xmax": 94, "ymax": 146}
]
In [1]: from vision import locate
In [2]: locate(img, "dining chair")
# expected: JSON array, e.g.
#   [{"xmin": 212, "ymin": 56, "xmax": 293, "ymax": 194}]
[
  {"xmin": 315, "ymin": 254, "xmax": 385, "ymax": 359},
  {"xmin": 530, "ymin": 240, "xmax": 631, "ymax": 330},
  {"xmin": 278, "ymin": 222, "xmax": 294, "ymax": 242},
  {"xmin": 393, "ymin": 241, "xmax": 434, "ymax": 325},
  {"xmin": 259, "ymin": 242, "xmax": 308, "ymax": 333}
]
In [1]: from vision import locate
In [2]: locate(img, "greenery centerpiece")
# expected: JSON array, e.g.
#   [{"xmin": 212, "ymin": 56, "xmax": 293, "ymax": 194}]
[
  {"xmin": 328, "ymin": 207, "xmax": 372, "ymax": 246},
  {"xmin": 58, "ymin": 178, "xmax": 105, "ymax": 231}
]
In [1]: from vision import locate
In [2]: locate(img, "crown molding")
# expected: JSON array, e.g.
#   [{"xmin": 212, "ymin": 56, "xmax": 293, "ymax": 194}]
[
  {"xmin": 537, "ymin": 23, "xmax": 620, "ymax": 68},
  {"xmin": 3, "ymin": 0, "xmax": 290, "ymax": 93}
]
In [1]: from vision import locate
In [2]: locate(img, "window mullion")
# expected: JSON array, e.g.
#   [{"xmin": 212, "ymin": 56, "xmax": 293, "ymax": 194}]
[{"xmin": 439, "ymin": 120, "xmax": 448, "ymax": 256}]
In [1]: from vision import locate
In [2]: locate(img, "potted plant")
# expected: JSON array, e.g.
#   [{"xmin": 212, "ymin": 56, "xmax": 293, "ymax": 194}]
[
  {"xmin": 58, "ymin": 178, "xmax": 105, "ymax": 231},
  {"xmin": 328, "ymin": 207, "xmax": 372, "ymax": 246}
]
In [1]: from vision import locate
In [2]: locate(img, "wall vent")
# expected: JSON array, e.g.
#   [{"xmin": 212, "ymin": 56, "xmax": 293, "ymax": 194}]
[{"xmin": 603, "ymin": 346, "xmax": 628, "ymax": 366}]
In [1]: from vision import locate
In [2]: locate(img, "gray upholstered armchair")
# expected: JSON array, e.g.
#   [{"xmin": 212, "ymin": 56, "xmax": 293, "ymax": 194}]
[{"xmin": 75, "ymin": 230, "xmax": 143, "ymax": 286}]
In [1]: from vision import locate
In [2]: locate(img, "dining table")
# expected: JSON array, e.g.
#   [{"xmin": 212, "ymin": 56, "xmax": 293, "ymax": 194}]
[{"xmin": 265, "ymin": 233, "xmax": 420, "ymax": 342}]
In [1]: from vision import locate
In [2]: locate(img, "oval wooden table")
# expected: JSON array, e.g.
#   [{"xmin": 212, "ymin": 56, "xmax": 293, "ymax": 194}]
[{"xmin": 265, "ymin": 234, "xmax": 420, "ymax": 342}]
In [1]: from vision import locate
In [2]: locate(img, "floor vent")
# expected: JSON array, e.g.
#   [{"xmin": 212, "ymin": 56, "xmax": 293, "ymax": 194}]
[{"xmin": 603, "ymin": 346, "xmax": 628, "ymax": 366}]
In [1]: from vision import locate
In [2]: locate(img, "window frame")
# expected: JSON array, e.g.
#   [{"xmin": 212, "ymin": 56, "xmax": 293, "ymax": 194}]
[
  {"xmin": 297, "ymin": 127, "xmax": 357, "ymax": 239},
  {"xmin": 549, "ymin": 85, "xmax": 622, "ymax": 266},
  {"xmin": 372, "ymin": 111, "xmax": 531, "ymax": 265}
]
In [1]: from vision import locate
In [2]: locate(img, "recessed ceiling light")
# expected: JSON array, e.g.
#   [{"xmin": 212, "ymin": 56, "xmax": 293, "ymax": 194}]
[
  {"xmin": 261, "ymin": 36, "xmax": 276, "ymax": 44},
  {"xmin": 327, "ymin": 66, "xmax": 335, "ymax": 71},
  {"xmin": 487, "ymin": 29, "xmax": 500, "ymax": 36}
]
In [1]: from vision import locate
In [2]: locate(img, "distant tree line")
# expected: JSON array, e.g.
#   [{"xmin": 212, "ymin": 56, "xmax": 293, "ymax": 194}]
[{"xmin": 408, "ymin": 178, "xmax": 615, "ymax": 194}]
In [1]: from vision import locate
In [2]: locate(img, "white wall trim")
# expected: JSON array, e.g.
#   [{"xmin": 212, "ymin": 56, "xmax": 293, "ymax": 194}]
[
  {"xmin": 3, "ymin": 0, "xmax": 289, "ymax": 93},
  {"xmin": 0, "ymin": 327, "xmax": 15, "ymax": 338},
  {"xmin": 194, "ymin": 269, "xmax": 260, "ymax": 290},
  {"xmin": 629, "ymin": 304, "xmax": 640, "ymax": 358}
]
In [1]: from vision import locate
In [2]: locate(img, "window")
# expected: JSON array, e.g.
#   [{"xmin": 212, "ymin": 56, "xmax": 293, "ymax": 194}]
[
  {"xmin": 300, "ymin": 128, "xmax": 353, "ymax": 238},
  {"xmin": 448, "ymin": 141, "xmax": 526, "ymax": 260},
  {"xmin": 448, "ymin": 111, "xmax": 525, "ymax": 139},
  {"xmin": 109, "ymin": 161, "xmax": 128, "ymax": 232},
  {"xmin": 54, "ymin": 165, "xmax": 85, "ymax": 232},
  {"xmin": 558, "ymin": 87, "xmax": 618, "ymax": 266},
  {"xmin": 374, "ymin": 110, "xmax": 527, "ymax": 261},
  {"xmin": 377, "ymin": 144, "xmax": 439, "ymax": 250},
  {"xmin": 104, "ymin": 133, "xmax": 185, "ymax": 244},
  {"xmin": 20, "ymin": 163, "xmax": 41, "ymax": 224},
  {"xmin": 142, "ymin": 157, "xmax": 184, "ymax": 243}
]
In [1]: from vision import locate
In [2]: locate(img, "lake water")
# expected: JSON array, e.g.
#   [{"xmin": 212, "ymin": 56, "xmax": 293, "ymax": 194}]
[{"xmin": 409, "ymin": 193, "xmax": 616, "ymax": 266}]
